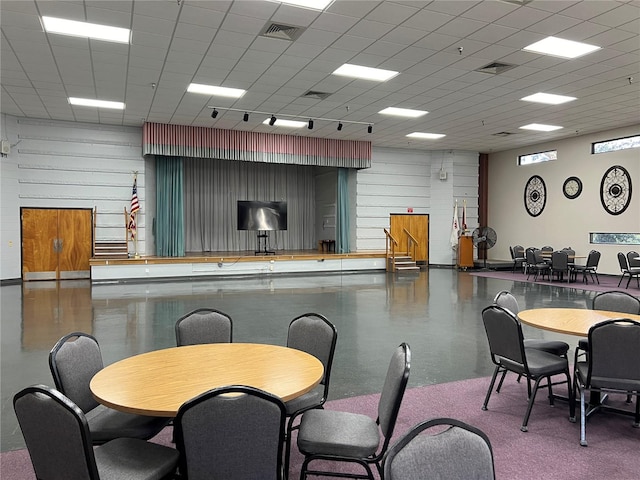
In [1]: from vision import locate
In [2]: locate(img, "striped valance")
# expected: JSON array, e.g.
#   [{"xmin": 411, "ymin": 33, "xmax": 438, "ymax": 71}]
[{"xmin": 143, "ymin": 122, "xmax": 371, "ymax": 169}]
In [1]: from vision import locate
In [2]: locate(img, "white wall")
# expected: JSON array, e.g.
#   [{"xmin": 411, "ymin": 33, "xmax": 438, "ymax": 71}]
[
  {"xmin": 356, "ymin": 147, "xmax": 479, "ymax": 265},
  {"xmin": 487, "ymin": 125, "xmax": 639, "ymax": 276}
]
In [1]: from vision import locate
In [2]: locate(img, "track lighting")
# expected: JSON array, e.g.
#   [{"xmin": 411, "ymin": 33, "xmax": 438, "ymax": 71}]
[
  {"xmin": 243, "ymin": 112, "xmax": 249, "ymax": 122},
  {"xmin": 337, "ymin": 122, "xmax": 343, "ymax": 131},
  {"xmin": 308, "ymin": 119, "xmax": 314, "ymax": 130},
  {"xmin": 211, "ymin": 108, "xmax": 219, "ymax": 119},
  {"xmin": 367, "ymin": 125, "xmax": 373, "ymax": 134},
  {"xmin": 269, "ymin": 115, "xmax": 277, "ymax": 126}
]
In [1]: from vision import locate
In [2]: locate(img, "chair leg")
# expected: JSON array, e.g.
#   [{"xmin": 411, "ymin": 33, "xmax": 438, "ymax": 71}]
[
  {"xmin": 521, "ymin": 376, "xmax": 544, "ymax": 432},
  {"xmin": 482, "ymin": 366, "xmax": 500, "ymax": 410},
  {"xmin": 580, "ymin": 389, "xmax": 587, "ymax": 446}
]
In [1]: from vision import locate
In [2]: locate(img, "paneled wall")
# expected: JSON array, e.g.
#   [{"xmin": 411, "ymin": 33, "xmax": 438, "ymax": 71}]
[{"xmin": 487, "ymin": 124, "xmax": 639, "ymax": 276}]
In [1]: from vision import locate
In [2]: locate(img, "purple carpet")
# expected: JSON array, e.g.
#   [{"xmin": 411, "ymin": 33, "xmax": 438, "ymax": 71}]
[
  {"xmin": 3, "ymin": 376, "xmax": 638, "ymax": 479},
  {"xmin": 470, "ymin": 270, "xmax": 640, "ymax": 295}
]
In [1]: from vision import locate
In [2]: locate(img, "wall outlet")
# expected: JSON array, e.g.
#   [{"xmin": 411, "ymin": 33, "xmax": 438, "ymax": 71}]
[{"xmin": 1, "ymin": 140, "xmax": 10, "ymax": 155}]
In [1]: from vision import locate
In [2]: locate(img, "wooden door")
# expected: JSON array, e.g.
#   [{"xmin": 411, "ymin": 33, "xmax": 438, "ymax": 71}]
[
  {"xmin": 390, "ymin": 214, "xmax": 429, "ymax": 262},
  {"xmin": 21, "ymin": 208, "xmax": 93, "ymax": 281}
]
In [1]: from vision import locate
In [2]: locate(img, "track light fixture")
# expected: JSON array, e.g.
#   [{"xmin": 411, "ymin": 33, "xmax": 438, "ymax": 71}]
[{"xmin": 207, "ymin": 107, "xmax": 373, "ymax": 132}]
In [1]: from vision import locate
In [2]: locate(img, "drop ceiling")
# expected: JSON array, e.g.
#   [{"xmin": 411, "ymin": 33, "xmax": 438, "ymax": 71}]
[{"xmin": 1, "ymin": 0, "xmax": 638, "ymax": 153}]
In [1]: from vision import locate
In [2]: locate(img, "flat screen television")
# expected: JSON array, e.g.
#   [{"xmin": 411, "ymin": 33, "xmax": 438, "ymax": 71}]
[{"xmin": 237, "ymin": 201, "xmax": 287, "ymax": 231}]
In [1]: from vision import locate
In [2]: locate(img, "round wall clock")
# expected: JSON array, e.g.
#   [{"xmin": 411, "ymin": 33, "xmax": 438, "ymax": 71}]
[
  {"xmin": 600, "ymin": 165, "xmax": 632, "ymax": 215},
  {"xmin": 563, "ymin": 176, "xmax": 582, "ymax": 199},
  {"xmin": 524, "ymin": 175, "xmax": 546, "ymax": 217}
]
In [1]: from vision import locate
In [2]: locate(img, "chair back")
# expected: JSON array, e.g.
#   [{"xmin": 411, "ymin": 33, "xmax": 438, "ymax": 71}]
[
  {"xmin": 175, "ymin": 385, "xmax": 286, "ymax": 480},
  {"xmin": 541, "ymin": 246, "xmax": 553, "ymax": 253},
  {"xmin": 525, "ymin": 248, "xmax": 536, "ymax": 265},
  {"xmin": 627, "ymin": 251, "xmax": 640, "ymax": 268},
  {"xmin": 378, "ymin": 343, "xmax": 411, "ymax": 447},
  {"xmin": 383, "ymin": 418, "xmax": 495, "ymax": 480},
  {"xmin": 513, "ymin": 245, "xmax": 525, "ymax": 259},
  {"xmin": 482, "ymin": 306, "xmax": 526, "ymax": 372},
  {"xmin": 618, "ymin": 252, "xmax": 629, "ymax": 271},
  {"xmin": 493, "ymin": 290, "xmax": 519, "ymax": 315},
  {"xmin": 175, "ymin": 308, "xmax": 233, "ymax": 345},
  {"xmin": 533, "ymin": 249, "xmax": 546, "ymax": 264},
  {"xmin": 562, "ymin": 248, "xmax": 575, "ymax": 263},
  {"xmin": 586, "ymin": 320, "xmax": 640, "ymax": 391},
  {"xmin": 287, "ymin": 313, "xmax": 337, "ymax": 389},
  {"xmin": 551, "ymin": 251, "xmax": 568, "ymax": 270},
  {"xmin": 49, "ymin": 332, "xmax": 102, "ymax": 413},
  {"xmin": 14, "ymin": 385, "xmax": 99, "ymax": 480},
  {"xmin": 586, "ymin": 250, "xmax": 601, "ymax": 268},
  {"xmin": 592, "ymin": 291, "xmax": 640, "ymax": 314}
]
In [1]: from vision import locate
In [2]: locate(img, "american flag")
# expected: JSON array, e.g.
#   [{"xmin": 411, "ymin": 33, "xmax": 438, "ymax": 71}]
[{"xmin": 129, "ymin": 178, "xmax": 139, "ymax": 240}]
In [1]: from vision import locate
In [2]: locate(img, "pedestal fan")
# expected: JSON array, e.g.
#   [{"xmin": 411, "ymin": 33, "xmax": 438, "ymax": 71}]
[{"xmin": 472, "ymin": 226, "xmax": 497, "ymax": 269}]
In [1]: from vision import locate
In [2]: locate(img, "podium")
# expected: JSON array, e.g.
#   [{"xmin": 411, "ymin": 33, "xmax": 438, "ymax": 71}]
[{"xmin": 457, "ymin": 235, "xmax": 474, "ymax": 270}]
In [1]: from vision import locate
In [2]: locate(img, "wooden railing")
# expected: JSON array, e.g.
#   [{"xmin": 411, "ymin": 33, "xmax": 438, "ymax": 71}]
[
  {"xmin": 403, "ymin": 228, "xmax": 418, "ymax": 261},
  {"xmin": 384, "ymin": 228, "xmax": 398, "ymax": 272}
]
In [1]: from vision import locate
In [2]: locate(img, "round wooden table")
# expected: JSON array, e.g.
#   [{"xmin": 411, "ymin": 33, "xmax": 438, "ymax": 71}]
[
  {"xmin": 518, "ymin": 308, "xmax": 640, "ymax": 336},
  {"xmin": 90, "ymin": 343, "xmax": 324, "ymax": 416}
]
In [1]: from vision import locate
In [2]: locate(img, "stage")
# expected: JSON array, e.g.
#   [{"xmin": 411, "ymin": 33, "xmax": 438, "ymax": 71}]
[{"xmin": 90, "ymin": 250, "xmax": 388, "ymax": 283}]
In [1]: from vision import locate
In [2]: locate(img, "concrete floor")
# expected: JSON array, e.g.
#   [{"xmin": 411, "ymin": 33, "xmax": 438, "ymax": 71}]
[{"xmin": 1, "ymin": 268, "xmax": 593, "ymax": 452}]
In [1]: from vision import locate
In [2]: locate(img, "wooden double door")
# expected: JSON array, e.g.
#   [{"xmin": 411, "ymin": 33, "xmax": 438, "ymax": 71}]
[
  {"xmin": 21, "ymin": 208, "xmax": 93, "ymax": 281},
  {"xmin": 390, "ymin": 213, "xmax": 429, "ymax": 263}
]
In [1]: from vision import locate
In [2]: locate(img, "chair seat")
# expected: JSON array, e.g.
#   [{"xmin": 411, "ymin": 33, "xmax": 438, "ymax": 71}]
[
  {"xmin": 521, "ymin": 348, "xmax": 568, "ymax": 377},
  {"xmin": 576, "ymin": 362, "xmax": 640, "ymax": 392},
  {"xmin": 523, "ymin": 339, "xmax": 569, "ymax": 357},
  {"xmin": 95, "ymin": 437, "xmax": 179, "ymax": 480},
  {"xmin": 577, "ymin": 339, "xmax": 589, "ymax": 350},
  {"xmin": 285, "ymin": 385, "xmax": 323, "ymax": 415},
  {"xmin": 86, "ymin": 404, "xmax": 170, "ymax": 443},
  {"xmin": 298, "ymin": 409, "xmax": 380, "ymax": 458}
]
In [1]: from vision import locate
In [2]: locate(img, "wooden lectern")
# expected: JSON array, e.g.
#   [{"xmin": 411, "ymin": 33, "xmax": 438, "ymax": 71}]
[{"xmin": 457, "ymin": 235, "xmax": 474, "ymax": 270}]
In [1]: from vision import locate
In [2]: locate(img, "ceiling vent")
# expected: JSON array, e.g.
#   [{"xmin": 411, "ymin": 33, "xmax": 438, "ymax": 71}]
[
  {"xmin": 492, "ymin": 132, "xmax": 516, "ymax": 137},
  {"xmin": 259, "ymin": 23, "xmax": 305, "ymax": 42},
  {"xmin": 302, "ymin": 90, "xmax": 332, "ymax": 100},
  {"xmin": 500, "ymin": 0, "xmax": 534, "ymax": 5},
  {"xmin": 475, "ymin": 62, "xmax": 517, "ymax": 75}
]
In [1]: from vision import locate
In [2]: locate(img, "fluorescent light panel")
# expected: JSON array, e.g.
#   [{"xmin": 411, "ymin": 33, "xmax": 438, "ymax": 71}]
[
  {"xmin": 519, "ymin": 123, "xmax": 563, "ymax": 132},
  {"xmin": 523, "ymin": 36, "xmax": 600, "ymax": 59},
  {"xmin": 521, "ymin": 93, "xmax": 577, "ymax": 105},
  {"xmin": 187, "ymin": 84, "xmax": 246, "ymax": 98},
  {"xmin": 262, "ymin": 118, "xmax": 306, "ymax": 128},
  {"xmin": 379, "ymin": 107, "xmax": 428, "ymax": 118},
  {"xmin": 406, "ymin": 132, "xmax": 446, "ymax": 139},
  {"xmin": 68, "ymin": 97, "xmax": 125, "ymax": 109},
  {"xmin": 275, "ymin": 0, "xmax": 333, "ymax": 10},
  {"xmin": 42, "ymin": 16, "xmax": 130, "ymax": 44},
  {"xmin": 332, "ymin": 64, "xmax": 399, "ymax": 82}
]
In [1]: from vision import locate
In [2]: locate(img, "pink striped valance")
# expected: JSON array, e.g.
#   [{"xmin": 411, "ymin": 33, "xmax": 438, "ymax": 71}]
[{"xmin": 143, "ymin": 123, "xmax": 371, "ymax": 169}]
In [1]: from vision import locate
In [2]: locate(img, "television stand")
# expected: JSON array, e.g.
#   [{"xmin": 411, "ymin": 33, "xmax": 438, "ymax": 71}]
[{"xmin": 255, "ymin": 231, "xmax": 275, "ymax": 255}]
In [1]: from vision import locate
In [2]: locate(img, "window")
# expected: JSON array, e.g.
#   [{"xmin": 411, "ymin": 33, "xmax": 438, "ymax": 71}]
[
  {"xmin": 590, "ymin": 233, "xmax": 640, "ymax": 245},
  {"xmin": 592, "ymin": 135, "xmax": 640, "ymax": 154},
  {"xmin": 518, "ymin": 150, "xmax": 557, "ymax": 166}
]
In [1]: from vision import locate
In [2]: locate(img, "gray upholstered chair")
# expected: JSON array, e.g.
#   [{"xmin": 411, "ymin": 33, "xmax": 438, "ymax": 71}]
[
  {"xmin": 572, "ymin": 250, "xmax": 601, "ymax": 284},
  {"xmin": 572, "ymin": 319, "xmax": 640, "ymax": 446},
  {"xmin": 283, "ymin": 313, "xmax": 337, "ymax": 479},
  {"xmin": 13, "ymin": 385, "xmax": 178, "ymax": 480},
  {"xmin": 617, "ymin": 252, "xmax": 640, "ymax": 289},
  {"xmin": 296, "ymin": 343, "xmax": 410, "ymax": 480},
  {"xmin": 481, "ymin": 306, "xmax": 575, "ymax": 432},
  {"xmin": 550, "ymin": 250, "xmax": 571, "ymax": 283},
  {"xmin": 383, "ymin": 418, "xmax": 495, "ymax": 480},
  {"xmin": 525, "ymin": 248, "xmax": 549, "ymax": 281},
  {"xmin": 493, "ymin": 291, "xmax": 569, "ymax": 358},
  {"xmin": 627, "ymin": 251, "xmax": 640, "ymax": 268},
  {"xmin": 174, "ymin": 385, "xmax": 286, "ymax": 480},
  {"xmin": 175, "ymin": 308, "xmax": 233, "ymax": 345},
  {"xmin": 49, "ymin": 332, "xmax": 169, "ymax": 444},
  {"xmin": 510, "ymin": 245, "xmax": 525, "ymax": 273}
]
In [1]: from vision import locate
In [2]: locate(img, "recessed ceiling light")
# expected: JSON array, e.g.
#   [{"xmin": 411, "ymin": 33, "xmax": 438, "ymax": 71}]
[
  {"xmin": 332, "ymin": 64, "xmax": 399, "ymax": 82},
  {"xmin": 379, "ymin": 107, "xmax": 428, "ymax": 118},
  {"xmin": 68, "ymin": 97, "xmax": 125, "ymax": 109},
  {"xmin": 406, "ymin": 132, "xmax": 446, "ymax": 139},
  {"xmin": 519, "ymin": 123, "xmax": 563, "ymax": 132},
  {"xmin": 262, "ymin": 118, "xmax": 306, "ymax": 128},
  {"xmin": 520, "ymin": 93, "xmax": 577, "ymax": 105},
  {"xmin": 523, "ymin": 36, "xmax": 600, "ymax": 59},
  {"xmin": 42, "ymin": 16, "xmax": 130, "ymax": 44},
  {"xmin": 274, "ymin": 0, "xmax": 334, "ymax": 10},
  {"xmin": 187, "ymin": 84, "xmax": 246, "ymax": 98}
]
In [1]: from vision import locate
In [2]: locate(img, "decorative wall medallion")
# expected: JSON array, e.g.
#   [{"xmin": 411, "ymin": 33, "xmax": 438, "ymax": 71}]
[
  {"xmin": 563, "ymin": 176, "xmax": 582, "ymax": 199},
  {"xmin": 600, "ymin": 165, "xmax": 632, "ymax": 215},
  {"xmin": 524, "ymin": 175, "xmax": 546, "ymax": 217}
]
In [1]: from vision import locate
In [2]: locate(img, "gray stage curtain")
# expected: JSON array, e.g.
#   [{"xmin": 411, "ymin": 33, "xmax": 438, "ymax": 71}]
[
  {"xmin": 183, "ymin": 158, "xmax": 315, "ymax": 252},
  {"xmin": 156, "ymin": 156, "xmax": 185, "ymax": 257},
  {"xmin": 336, "ymin": 168, "xmax": 350, "ymax": 253}
]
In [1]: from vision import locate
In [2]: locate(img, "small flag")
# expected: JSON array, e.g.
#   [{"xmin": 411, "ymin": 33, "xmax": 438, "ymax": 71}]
[
  {"xmin": 130, "ymin": 178, "xmax": 140, "ymax": 214},
  {"xmin": 450, "ymin": 202, "xmax": 460, "ymax": 249},
  {"xmin": 128, "ymin": 213, "xmax": 136, "ymax": 239},
  {"xmin": 462, "ymin": 199, "xmax": 467, "ymax": 232}
]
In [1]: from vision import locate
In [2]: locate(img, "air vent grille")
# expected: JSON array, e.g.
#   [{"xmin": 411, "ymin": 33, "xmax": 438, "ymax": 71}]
[
  {"xmin": 260, "ymin": 23, "xmax": 305, "ymax": 41},
  {"xmin": 302, "ymin": 90, "xmax": 332, "ymax": 100},
  {"xmin": 492, "ymin": 132, "xmax": 516, "ymax": 137},
  {"xmin": 475, "ymin": 62, "xmax": 517, "ymax": 75}
]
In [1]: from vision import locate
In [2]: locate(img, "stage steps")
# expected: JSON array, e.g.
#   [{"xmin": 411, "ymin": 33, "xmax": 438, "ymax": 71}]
[
  {"xmin": 389, "ymin": 255, "xmax": 421, "ymax": 273},
  {"xmin": 94, "ymin": 241, "xmax": 129, "ymax": 259}
]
